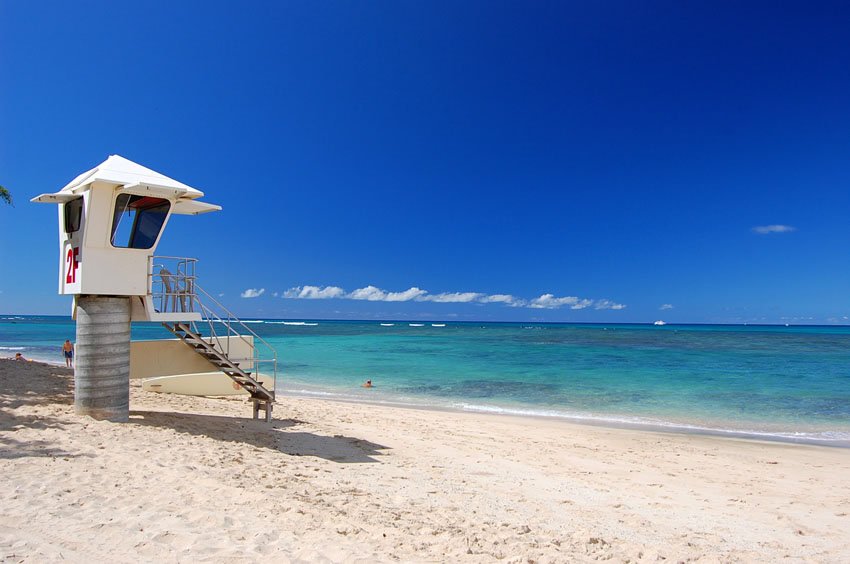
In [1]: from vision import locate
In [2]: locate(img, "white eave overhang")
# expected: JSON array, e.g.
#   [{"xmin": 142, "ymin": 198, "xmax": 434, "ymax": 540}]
[
  {"xmin": 32, "ymin": 183, "xmax": 221, "ymax": 214},
  {"xmin": 31, "ymin": 192, "xmax": 80, "ymax": 203},
  {"xmin": 171, "ymin": 199, "xmax": 222, "ymax": 215}
]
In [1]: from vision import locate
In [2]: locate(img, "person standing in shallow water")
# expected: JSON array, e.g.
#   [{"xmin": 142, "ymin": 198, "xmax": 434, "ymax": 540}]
[{"xmin": 62, "ymin": 340, "xmax": 74, "ymax": 368}]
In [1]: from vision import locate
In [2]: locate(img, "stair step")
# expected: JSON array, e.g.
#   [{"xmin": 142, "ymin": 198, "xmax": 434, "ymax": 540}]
[{"xmin": 162, "ymin": 319, "xmax": 277, "ymax": 417}]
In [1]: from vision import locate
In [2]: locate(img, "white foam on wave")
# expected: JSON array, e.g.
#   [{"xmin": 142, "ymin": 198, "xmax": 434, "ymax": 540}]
[
  {"xmin": 380, "ymin": 323, "xmax": 395, "ymax": 327},
  {"xmin": 0, "ymin": 346, "xmax": 26, "ymax": 350},
  {"xmin": 431, "ymin": 323, "xmax": 446, "ymax": 327},
  {"xmin": 288, "ymin": 388, "xmax": 339, "ymax": 397},
  {"xmin": 409, "ymin": 323, "xmax": 425, "ymax": 327}
]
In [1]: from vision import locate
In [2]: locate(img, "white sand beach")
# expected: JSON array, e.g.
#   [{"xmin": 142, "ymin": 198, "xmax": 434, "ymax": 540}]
[{"xmin": 1, "ymin": 358, "xmax": 849, "ymax": 562}]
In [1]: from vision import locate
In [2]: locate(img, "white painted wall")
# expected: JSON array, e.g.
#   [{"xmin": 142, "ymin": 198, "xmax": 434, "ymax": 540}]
[
  {"xmin": 58, "ymin": 182, "xmax": 173, "ymax": 297},
  {"xmin": 129, "ymin": 336, "xmax": 255, "ymax": 380}
]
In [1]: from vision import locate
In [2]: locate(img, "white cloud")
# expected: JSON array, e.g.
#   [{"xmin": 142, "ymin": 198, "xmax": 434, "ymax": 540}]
[
  {"xmin": 529, "ymin": 294, "xmax": 591, "ymax": 310},
  {"xmin": 424, "ymin": 292, "xmax": 483, "ymax": 303},
  {"xmin": 594, "ymin": 299, "xmax": 626, "ymax": 310},
  {"xmin": 528, "ymin": 294, "xmax": 625, "ymax": 311},
  {"xmin": 479, "ymin": 294, "xmax": 526, "ymax": 307},
  {"xmin": 283, "ymin": 285, "xmax": 345, "ymax": 299},
  {"xmin": 240, "ymin": 288, "xmax": 265, "ymax": 298},
  {"xmin": 660, "ymin": 304, "xmax": 674, "ymax": 310},
  {"xmin": 752, "ymin": 224, "xmax": 796, "ymax": 234},
  {"xmin": 387, "ymin": 287, "xmax": 428, "ymax": 302},
  {"xmin": 347, "ymin": 286, "xmax": 427, "ymax": 302},
  {"xmin": 346, "ymin": 286, "xmax": 386, "ymax": 301}
]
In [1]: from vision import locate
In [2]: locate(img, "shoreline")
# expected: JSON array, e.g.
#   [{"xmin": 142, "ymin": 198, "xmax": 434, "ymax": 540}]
[
  {"xmin": 5, "ymin": 352, "xmax": 848, "ymax": 447},
  {"xmin": 5, "ymin": 315, "xmax": 850, "ymax": 449},
  {"xmin": 3, "ymin": 359, "xmax": 850, "ymax": 561},
  {"xmin": 279, "ymin": 382, "xmax": 850, "ymax": 449},
  {"xmin": 1, "ymin": 354, "xmax": 66, "ymax": 368}
]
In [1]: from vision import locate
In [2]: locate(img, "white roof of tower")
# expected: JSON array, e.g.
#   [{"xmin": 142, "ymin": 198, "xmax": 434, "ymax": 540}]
[
  {"xmin": 60, "ymin": 154, "xmax": 205, "ymax": 198},
  {"xmin": 31, "ymin": 155, "xmax": 221, "ymax": 215}
]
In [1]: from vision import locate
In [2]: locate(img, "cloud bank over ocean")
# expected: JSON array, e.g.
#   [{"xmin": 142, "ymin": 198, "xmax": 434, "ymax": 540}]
[{"xmin": 271, "ymin": 284, "xmax": 626, "ymax": 311}]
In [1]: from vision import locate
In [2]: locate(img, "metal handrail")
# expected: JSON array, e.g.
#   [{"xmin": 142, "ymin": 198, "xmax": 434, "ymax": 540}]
[
  {"xmin": 148, "ymin": 256, "xmax": 197, "ymax": 314},
  {"xmin": 191, "ymin": 285, "xmax": 278, "ymax": 394},
  {"xmin": 147, "ymin": 255, "xmax": 278, "ymax": 395}
]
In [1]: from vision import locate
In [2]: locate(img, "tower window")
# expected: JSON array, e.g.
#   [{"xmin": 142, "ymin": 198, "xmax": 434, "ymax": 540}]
[
  {"xmin": 111, "ymin": 194, "xmax": 170, "ymax": 249},
  {"xmin": 64, "ymin": 197, "xmax": 83, "ymax": 234}
]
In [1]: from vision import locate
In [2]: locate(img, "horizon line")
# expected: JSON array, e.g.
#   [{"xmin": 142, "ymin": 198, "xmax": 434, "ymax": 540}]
[{"xmin": 1, "ymin": 314, "xmax": 848, "ymax": 328}]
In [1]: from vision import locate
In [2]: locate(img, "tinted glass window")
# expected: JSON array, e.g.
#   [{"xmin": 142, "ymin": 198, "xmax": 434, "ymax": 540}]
[
  {"xmin": 111, "ymin": 194, "xmax": 170, "ymax": 249},
  {"xmin": 64, "ymin": 197, "xmax": 83, "ymax": 233}
]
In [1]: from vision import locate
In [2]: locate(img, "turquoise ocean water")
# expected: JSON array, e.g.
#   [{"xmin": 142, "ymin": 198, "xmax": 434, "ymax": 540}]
[{"xmin": 3, "ymin": 315, "xmax": 850, "ymax": 446}]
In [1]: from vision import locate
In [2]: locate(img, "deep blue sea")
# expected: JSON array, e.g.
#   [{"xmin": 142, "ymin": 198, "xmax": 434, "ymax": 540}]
[{"xmin": 3, "ymin": 315, "xmax": 850, "ymax": 446}]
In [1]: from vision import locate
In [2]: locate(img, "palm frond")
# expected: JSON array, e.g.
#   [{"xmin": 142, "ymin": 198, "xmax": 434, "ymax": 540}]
[{"xmin": 0, "ymin": 185, "xmax": 12, "ymax": 206}]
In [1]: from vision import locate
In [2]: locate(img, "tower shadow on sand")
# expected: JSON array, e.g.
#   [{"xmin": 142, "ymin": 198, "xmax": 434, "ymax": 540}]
[
  {"xmin": 129, "ymin": 409, "xmax": 391, "ymax": 463},
  {"xmin": 0, "ymin": 360, "xmax": 81, "ymax": 460}
]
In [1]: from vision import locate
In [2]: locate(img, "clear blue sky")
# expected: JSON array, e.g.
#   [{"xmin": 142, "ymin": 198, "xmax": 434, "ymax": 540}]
[{"xmin": 2, "ymin": 1, "xmax": 849, "ymax": 323}]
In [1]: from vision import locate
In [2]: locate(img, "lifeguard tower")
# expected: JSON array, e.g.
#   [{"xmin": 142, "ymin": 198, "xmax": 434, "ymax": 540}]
[{"xmin": 32, "ymin": 155, "xmax": 277, "ymax": 422}]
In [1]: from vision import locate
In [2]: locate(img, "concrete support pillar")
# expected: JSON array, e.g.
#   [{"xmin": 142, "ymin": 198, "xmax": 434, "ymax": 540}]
[{"xmin": 75, "ymin": 295, "xmax": 131, "ymax": 422}]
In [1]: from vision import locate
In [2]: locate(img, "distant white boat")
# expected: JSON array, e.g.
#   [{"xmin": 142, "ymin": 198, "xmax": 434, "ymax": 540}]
[
  {"xmin": 653, "ymin": 320, "xmax": 666, "ymax": 326},
  {"xmin": 431, "ymin": 323, "xmax": 446, "ymax": 327},
  {"xmin": 409, "ymin": 323, "xmax": 425, "ymax": 327},
  {"xmin": 380, "ymin": 323, "xmax": 394, "ymax": 327}
]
